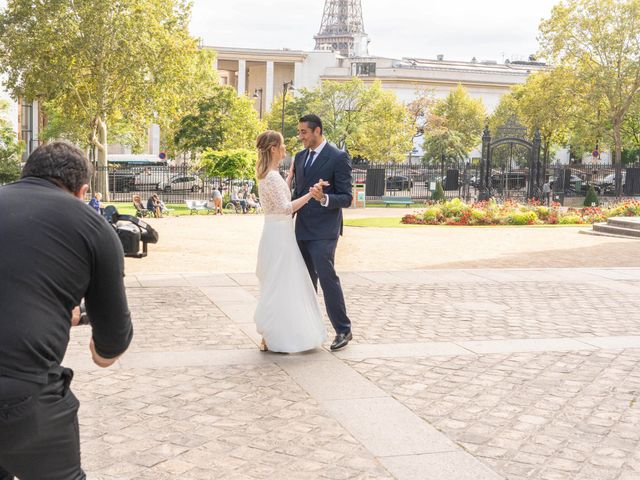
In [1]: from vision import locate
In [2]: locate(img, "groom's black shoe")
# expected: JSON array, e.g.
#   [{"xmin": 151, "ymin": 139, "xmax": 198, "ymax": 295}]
[{"xmin": 330, "ymin": 332, "xmax": 352, "ymax": 351}]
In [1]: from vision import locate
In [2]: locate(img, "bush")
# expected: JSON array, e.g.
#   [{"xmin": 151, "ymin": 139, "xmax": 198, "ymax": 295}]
[
  {"xmin": 559, "ymin": 214, "xmax": 583, "ymax": 224},
  {"xmin": 583, "ymin": 184, "xmax": 599, "ymax": 207},
  {"xmin": 422, "ymin": 206, "xmax": 442, "ymax": 224},
  {"xmin": 401, "ymin": 198, "xmax": 640, "ymax": 226},
  {"xmin": 508, "ymin": 210, "xmax": 538, "ymax": 225},
  {"xmin": 431, "ymin": 181, "xmax": 445, "ymax": 202}
]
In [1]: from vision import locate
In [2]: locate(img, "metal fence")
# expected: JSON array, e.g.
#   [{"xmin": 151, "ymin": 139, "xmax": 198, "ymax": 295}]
[
  {"xmin": 94, "ymin": 166, "xmax": 253, "ymax": 203},
  {"xmin": 95, "ymin": 162, "xmax": 640, "ymax": 205},
  {"xmin": 351, "ymin": 162, "xmax": 640, "ymax": 203}
]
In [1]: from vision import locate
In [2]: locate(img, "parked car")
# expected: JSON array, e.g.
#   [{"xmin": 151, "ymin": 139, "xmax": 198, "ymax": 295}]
[
  {"xmin": 132, "ymin": 167, "xmax": 170, "ymax": 191},
  {"xmin": 386, "ymin": 175, "xmax": 413, "ymax": 191},
  {"xmin": 597, "ymin": 172, "xmax": 626, "ymax": 194},
  {"xmin": 490, "ymin": 172, "xmax": 527, "ymax": 191},
  {"xmin": 352, "ymin": 168, "xmax": 367, "ymax": 183},
  {"xmin": 157, "ymin": 174, "xmax": 203, "ymax": 192},
  {"xmin": 107, "ymin": 170, "xmax": 136, "ymax": 192},
  {"xmin": 550, "ymin": 173, "xmax": 604, "ymax": 195}
]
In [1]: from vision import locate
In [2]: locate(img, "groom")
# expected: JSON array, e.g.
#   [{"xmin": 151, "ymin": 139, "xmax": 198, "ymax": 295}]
[{"xmin": 293, "ymin": 114, "xmax": 353, "ymax": 350}]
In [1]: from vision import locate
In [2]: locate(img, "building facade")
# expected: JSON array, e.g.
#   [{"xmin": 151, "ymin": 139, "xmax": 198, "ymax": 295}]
[{"xmin": 211, "ymin": 45, "xmax": 545, "ymax": 115}]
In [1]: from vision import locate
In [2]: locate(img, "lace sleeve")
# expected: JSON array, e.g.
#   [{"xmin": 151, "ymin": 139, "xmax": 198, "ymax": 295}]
[{"xmin": 259, "ymin": 171, "xmax": 293, "ymax": 215}]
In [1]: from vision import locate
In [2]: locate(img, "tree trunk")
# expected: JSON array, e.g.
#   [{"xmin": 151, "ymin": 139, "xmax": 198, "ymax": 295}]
[
  {"xmin": 93, "ymin": 115, "xmax": 109, "ymax": 201},
  {"xmin": 613, "ymin": 122, "xmax": 623, "ymax": 196},
  {"xmin": 543, "ymin": 142, "xmax": 550, "ymax": 184}
]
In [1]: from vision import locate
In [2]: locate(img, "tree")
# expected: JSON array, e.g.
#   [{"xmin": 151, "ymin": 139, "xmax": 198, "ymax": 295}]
[
  {"xmin": 516, "ymin": 69, "xmax": 574, "ymax": 165},
  {"xmin": 584, "ymin": 184, "xmax": 599, "ymax": 206},
  {"xmin": 621, "ymin": 95, "xmax": 640, "ymax": 156},
  {"xmin": 265, "ymin": 79, "xmax": 414, "ymax": 163},
  {"xmin": 407, "ymin": 88, "xmax": 438, "ymax": 139},
  {"xmin": 0, "ymin": 0, "xmax": 207, "ymax": 199},
  {"xmin": 174, "ymin": 86, "xmax": 263, "ymax": 159},
  {"xmin": 431, "ymin": 181, "xmax": 445, "ymax": 202},
  {"xmin": 432, "ymin": 84, "xmax": 486, "ymax": 156},
  {"xmin": 155, "ymin": 49, "xmax": 219, "ymax": 160},
  {"xmin": 422, "ymin": 128, "xmax": 468, "ymax": 170},
  {"xmin": 488, "ymin": 91, "xmax": 523, "ymax": 137},
  {"xmin": 199, "ymin": 148, "xmax": 256, "ymax": 181},
  {"xmin": 349, "ymin": 83, "xmax": 414, "ymax": 163},
  {"xmin": 264, "ymin": 90, "xmax": 315, "ymax": 154},
  {"xmin": 539, "ymin": 0, "xmax": 640, "ymax": 195},
  {"xmin": 308, "ymin": 79, "xmax": 369, "ymax": 151},
  {"xmin": 0, "ymin": 100, "xmax": 22, "ymax": 184}
]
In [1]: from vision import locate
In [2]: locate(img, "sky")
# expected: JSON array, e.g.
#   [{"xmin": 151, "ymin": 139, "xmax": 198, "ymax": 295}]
[{"xmin": 190, "ymin": 0, "xmax": 561, "ymax": 63}]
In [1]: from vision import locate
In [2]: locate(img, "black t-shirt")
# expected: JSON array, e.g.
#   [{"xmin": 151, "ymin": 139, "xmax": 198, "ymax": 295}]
[{"xmin": 0, "ymin": 177, "xmax": 133, "ymax": 383}]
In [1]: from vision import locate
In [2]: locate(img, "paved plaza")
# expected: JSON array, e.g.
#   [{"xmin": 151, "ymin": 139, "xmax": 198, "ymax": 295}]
[{"xmin": 63, "ymin": 265, "xmax": 640, "ymax": 479}]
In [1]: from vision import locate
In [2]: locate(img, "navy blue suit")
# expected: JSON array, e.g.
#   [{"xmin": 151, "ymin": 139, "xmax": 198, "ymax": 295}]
[{"xmin": 293, "ymin": 142, "xmax": 353, "ymax": 335}]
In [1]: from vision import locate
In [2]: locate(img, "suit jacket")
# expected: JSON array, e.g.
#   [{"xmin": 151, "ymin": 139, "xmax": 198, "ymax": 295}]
[{"xmin": 292, "ymin": 142, "xmax": 353, "ymax": 241}]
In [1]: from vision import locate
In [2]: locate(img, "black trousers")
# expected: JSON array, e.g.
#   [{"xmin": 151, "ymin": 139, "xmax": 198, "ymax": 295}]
[
  {"xmin": 298, "ymin": 238, "xmax": 351, "ymax": 335},
  {"xmin": 0, "ymin": 375, "xmax": 85, "ymax": 480}
]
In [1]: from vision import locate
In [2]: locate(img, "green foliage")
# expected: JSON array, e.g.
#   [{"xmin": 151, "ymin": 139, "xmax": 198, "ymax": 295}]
[
  {"xmin": 422, "ymin": 129, "xmax": 467, "ymax": 165},
  {"xmin": 350, "ymin": 83, "xmax": 414, "ymax": 163},
  {"xmin": 584, "ymin": 184, "xmax": 600, "ymax": 207},
  {"xmin": 621, "ymin": 95, "xmax": 640, "ymax": 153},
  {"xmin": 539, "ymin": 0, "xmax": 640, "ymax": 184},
  {"xmin": 0, "ymin": 0, "xmax": 209, "ymax": 176},
  {"xmin": 488, "ymin": 93, "xmax": 523, "ymax": 137},
  {"xmin": 407, "ymin": 88, "xmax": 438, "ymax": 138},
  {"xmin": 266, "ymin": 79, "xmax": 414, "ymax": 163},
  {"xmin": 199, "ymin": 148, "xmax": 257, "ymax": 180},
  {"xmin": 515, "ymin": 69, "xmax": 573, "ymax": 151},
  {"xmin": 508, "ymin": 210, "xmax": 538, "ymax": 225},
  {"xmin": 174, "ymin": 86, "xmax": 263, "ymax": 156},
  {"xmin": 402, "ymin": 199, "xmax": 640, "ymax": 226},
  {"xmin": 431, "ymin": 84, "xmax": 486, "ymax": 156},
  {"xmin": 264, "ymin": 90, "xmax": 314, "ymax": 154},
  {"xmin": 431, "ymin": 181, "xmax": 446, "ymax": 202},
  {"xmin": 0, "ymin": 100, "xmax": 22, "ymax": 184},
  {"xmin": 309, "ymin": 79, "xmax": 368, "ymax": 151}
]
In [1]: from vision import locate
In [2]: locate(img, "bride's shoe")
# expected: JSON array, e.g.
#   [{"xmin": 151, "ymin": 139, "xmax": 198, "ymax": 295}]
[{"xmin": 259, "ymin": 338, "xmax": 268, "ymax": 352}]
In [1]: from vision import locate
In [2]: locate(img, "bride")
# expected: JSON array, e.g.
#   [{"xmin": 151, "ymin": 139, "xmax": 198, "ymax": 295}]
[{"xmin": 254, "ymin": 130, "xmax": 327, "ymax": 353}]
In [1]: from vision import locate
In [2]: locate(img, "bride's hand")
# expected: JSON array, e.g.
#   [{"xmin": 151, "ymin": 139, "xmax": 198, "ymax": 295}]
[{"xmin": 309, "ymin": 181, "xmax": 328, "ymax": 201}]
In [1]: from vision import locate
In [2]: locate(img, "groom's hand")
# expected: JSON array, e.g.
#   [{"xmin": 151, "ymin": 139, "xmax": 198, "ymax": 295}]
[{"xmin": 310, "ymin": 179, "xmax": 330, "ymax": 201}]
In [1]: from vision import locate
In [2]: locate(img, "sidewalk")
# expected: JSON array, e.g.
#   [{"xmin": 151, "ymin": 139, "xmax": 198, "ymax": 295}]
[{"xmin": 64, "ymin": 267, "xmax": 640, "ymax": 479}]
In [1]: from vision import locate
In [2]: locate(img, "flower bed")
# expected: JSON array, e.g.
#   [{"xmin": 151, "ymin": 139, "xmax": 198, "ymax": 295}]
[{"xmin": 401, "ymin": 199, "xmax": 640, "ymax": 226}]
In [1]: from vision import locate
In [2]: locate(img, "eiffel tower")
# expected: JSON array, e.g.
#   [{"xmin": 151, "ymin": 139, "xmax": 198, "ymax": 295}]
[{"xmin": 314, "ymin": 0, "xmax": 369, "ymax": 57}]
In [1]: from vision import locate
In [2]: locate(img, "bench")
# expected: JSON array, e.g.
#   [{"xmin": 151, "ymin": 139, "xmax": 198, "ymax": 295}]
[
  {"xmin": 185, "ymin": 200, "xmax": 212, "ymax": 215},
  {"xmin": 381, "ymin": 196, "xmax": 412, "ymax": 207}
]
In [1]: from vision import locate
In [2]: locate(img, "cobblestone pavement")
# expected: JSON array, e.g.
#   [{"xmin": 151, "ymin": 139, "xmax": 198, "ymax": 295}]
[
  {"xmin": 67, "ymin": 289, "xmax": 253, "ymax": 356},
  {"xmin": 62, "ymin": 267, "xmax": 640, "ymax": 480},
  {"xmin": 76, "ymin": 365, "xmax": 392, "ymax": 480},
  {"xmin": 350, "ymin": 351, "xmax": 640, "ymax": 480}
]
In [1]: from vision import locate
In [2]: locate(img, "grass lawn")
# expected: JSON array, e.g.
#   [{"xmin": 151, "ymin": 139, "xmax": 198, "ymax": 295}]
[
  {"xmin": 103, "ymin": 202, "xmax": 230, "ymax": 217},
  {"xmin": 366, "ymin": 203, "xmax": 423, "ymax": 208},
  {"xmin": 344, "ymin": 217, "xmax": 418, "ymax": 228}
]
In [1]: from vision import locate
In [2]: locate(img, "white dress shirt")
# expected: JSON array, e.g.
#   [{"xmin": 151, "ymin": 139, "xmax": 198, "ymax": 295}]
[{"xmin": 306, "ymin": 140, "xmax": 330, "ymax": 207}]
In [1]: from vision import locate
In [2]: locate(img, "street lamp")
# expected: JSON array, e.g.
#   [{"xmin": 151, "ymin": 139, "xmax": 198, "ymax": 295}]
[
  {"xmin": 281, "ymin": 81, "xmax": 294, "ymax": 134},
  {"xmin": 252, "ymin": 88, "xmax": 263, "ymax": 119}
]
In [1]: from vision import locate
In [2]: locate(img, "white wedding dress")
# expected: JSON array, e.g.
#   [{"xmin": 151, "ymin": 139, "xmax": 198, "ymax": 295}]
[{"xmin": 254, "ymin": 170, "xmax": 327, "ymax": 352}]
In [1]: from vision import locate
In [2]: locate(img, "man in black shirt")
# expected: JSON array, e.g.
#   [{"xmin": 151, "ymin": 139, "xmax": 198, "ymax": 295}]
[{"xmin": 0, "ymin": 142, "xmax": 133, "ymax": 480}]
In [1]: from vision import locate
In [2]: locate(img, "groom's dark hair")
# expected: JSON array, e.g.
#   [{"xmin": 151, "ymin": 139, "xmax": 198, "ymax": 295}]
[{"xmin": 299, "ymin": 114, "xmax": 323, "ymax": 134}]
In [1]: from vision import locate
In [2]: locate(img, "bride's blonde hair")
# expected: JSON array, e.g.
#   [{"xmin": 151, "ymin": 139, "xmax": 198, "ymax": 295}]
[{"xmin": 256, "ymin": 130, "xmax": 283, "ymax": 180}]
